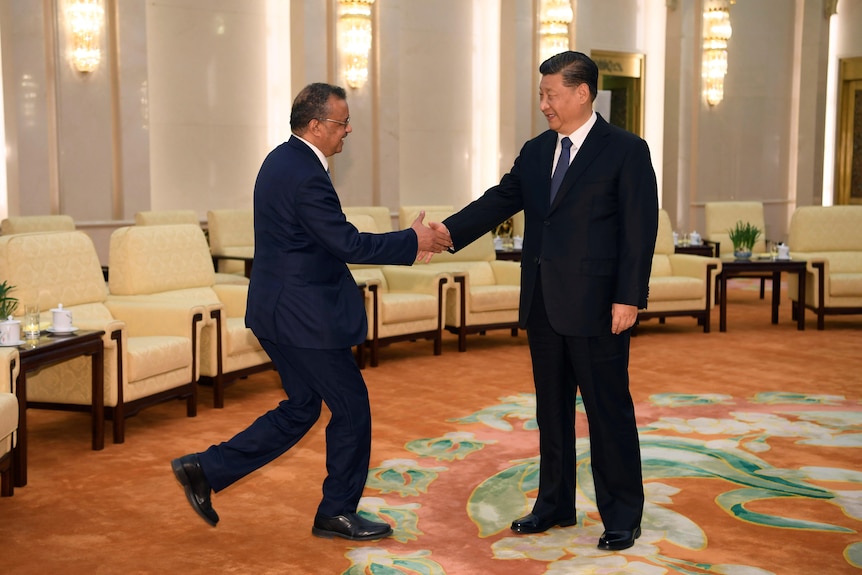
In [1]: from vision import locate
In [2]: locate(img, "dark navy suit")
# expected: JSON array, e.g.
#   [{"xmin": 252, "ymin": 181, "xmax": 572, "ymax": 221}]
[
  {"xmin": 443, "ymin": 114, "xmax": 658, "ymax": 531},
  {"xmin": 198, "ymin": 135, "xmax": 417, "ymax": 517}
]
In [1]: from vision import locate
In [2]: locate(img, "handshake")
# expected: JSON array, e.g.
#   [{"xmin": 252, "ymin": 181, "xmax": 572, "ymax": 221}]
[{"xmin": 410, "ymin": 211, "xmax": 453, "ymax": 263}]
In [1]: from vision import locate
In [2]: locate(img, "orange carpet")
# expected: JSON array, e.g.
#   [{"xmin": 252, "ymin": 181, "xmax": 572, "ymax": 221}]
[{"xmin": 1, "ymin": 280, "xmax": 860, "ymax": 574}]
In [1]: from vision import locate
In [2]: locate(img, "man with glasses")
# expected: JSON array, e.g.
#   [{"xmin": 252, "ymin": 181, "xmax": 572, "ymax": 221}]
[{"xmin": 171, "ymin": 82, "xmax": 452, "ymax": 541}]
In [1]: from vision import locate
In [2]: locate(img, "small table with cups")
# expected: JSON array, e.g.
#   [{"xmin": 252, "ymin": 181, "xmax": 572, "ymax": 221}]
[
  {"xmin": 717, "ymin": 255, "xmax": 807, "ymax": 332},
  {"xmin": 10, "ymin": 323, "xmax": 105, "ymax": 487}
]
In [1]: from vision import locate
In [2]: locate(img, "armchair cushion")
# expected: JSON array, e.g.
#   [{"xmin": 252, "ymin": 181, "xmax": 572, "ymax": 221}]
[{"xmin": 127, "ymin": 336, "xmax": 194, "ymax": 382}]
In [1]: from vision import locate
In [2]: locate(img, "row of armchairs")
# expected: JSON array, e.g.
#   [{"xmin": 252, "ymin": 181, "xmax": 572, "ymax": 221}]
[
  {"xmin": 0, "ymin": 224, "xmax": 273, "ymax": 450},
  {"xmin": 344, "ymin": 205, "xmax": 522, "ymax": 367}
]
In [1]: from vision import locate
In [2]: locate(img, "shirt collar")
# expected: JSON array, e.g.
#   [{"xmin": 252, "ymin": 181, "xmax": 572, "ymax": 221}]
[
  {"xmin": 558, "ymin": 111, "xmax": 597, "ymax": 150},
  {"xmin": 295, "ymin": 134, "xmax": 329, "ymax": 172}
]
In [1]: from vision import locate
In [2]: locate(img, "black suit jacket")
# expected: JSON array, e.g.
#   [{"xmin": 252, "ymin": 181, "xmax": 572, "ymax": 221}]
[
  {"xmin": 444, "ymin": 114, "xmax": 658, "ymax": 337},
  {"xmin": 246, "ymin": 135, "xmax": 418, "ymax": 349}
]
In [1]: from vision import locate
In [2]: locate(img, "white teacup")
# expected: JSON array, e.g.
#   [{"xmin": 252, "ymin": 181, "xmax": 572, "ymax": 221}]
[
  {"xmin": 777, "ymin": 244, "xmax": 790, "ymax": 260},
  {"xmin": 51, "ymin": 304, "xmax": 74, "ymax": 331},
  {"xmin": 0, "ymin": 317, "xmax": 21, "ymax": 345}
]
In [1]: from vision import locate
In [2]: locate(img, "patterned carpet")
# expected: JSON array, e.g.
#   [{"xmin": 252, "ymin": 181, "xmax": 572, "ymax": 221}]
[{"xmin": 1, "ymin": 280, "xmax": 860, "ymax": 574}]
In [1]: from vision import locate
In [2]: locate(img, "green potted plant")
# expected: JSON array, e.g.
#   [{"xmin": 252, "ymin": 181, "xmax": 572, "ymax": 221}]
[
  {"xmin": 727, "ymin": 220, "xmax": 762, "ymax": 259},
  {"xmin": 0, "ymin": 280, "xmax": 18, "ymax": 319}
]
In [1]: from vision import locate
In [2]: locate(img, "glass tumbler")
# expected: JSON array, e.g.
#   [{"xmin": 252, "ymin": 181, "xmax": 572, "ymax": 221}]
[{"xmin": 23, "ymin": 303, "xmax": 41, "ymax": 338}]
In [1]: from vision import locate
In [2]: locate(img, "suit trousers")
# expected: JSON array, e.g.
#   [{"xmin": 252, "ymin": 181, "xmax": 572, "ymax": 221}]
[
  {"xmin": 197, "ymin": 339, "xmax": 372, "ymax": 517},
  {"xmin": 526, "ymin": 274, "xmax": 644, "ymax": 530}
]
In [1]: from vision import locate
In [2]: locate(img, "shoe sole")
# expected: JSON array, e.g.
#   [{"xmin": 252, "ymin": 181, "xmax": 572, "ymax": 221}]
[
  {"xmin": 311, "ymin": 526, "xmax": 393, "ymax": 541},
  {"xmin": 171, "ymin": 458, "xmax": 218, "ymax": 527}
]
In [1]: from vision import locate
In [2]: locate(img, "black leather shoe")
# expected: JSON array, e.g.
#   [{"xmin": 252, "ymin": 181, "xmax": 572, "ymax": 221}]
[
  {"xmin": 510, "ymin": 513, "xmax": 577, "ymax": 534},
  {"xmin": 312, "ymin": 512, "xmax": 393, "ymax": 541},
  {"xmin": 171, "ymin": 454, "xmax": 219, "ymax": 527},
  {"xmin": 598, "ymin": 526, "xmax": 641, "ymax": 550}
]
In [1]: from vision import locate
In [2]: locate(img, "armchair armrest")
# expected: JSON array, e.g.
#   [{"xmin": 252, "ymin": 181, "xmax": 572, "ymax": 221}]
[
  {"xmin": 106, "ymin": 293, "xmax": 224, "ymax": 326},
  {"xmin": 669, "ymin": 254, "xmax": 722, "ymax": 279},
  {"xmin": 489, "ymin": 260, "xmax": 521, "ymax": 284},
  {"xmin": 0, "ymin": 347, "xmax": 18, "ymax": 395},
  {"xmin": 104, "ymin": 299, "xmax": 206, "ymax": 338},
  {"xmin": 74, "ymin": 318, "xmax": 125, "ymax": 353}
]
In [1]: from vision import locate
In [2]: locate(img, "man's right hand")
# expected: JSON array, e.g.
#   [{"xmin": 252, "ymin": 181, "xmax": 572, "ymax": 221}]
[{"xmin": 411, "ymin": 211, "xmax": 452, "ymax": 262}]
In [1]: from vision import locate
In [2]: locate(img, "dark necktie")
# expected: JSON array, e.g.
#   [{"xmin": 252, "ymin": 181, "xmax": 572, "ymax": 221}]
[{"xmin": 550, "ymin": 137, "xmax": 573, "ymax": 203}]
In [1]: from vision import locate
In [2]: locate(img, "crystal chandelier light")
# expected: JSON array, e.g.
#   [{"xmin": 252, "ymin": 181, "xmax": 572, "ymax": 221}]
[
  {"xmin": 702, "ymin": 0, "xmax": 732, "ymax": 106},
  {"xmin": 539, "ymin": 0, "xmax": 573, "ymax": 65},
  {"xmin": 338, "ymin": 0, "xmax": 375, "ymax": 89},
  {"xmin": 66, "ymin": 0, "xmax": 104, "ymax": 73}
]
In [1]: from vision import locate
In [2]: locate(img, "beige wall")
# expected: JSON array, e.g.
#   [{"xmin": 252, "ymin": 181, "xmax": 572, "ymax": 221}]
[{"xmin": 2, "ymin": 0, "xmax": 861, "ymax": 264}]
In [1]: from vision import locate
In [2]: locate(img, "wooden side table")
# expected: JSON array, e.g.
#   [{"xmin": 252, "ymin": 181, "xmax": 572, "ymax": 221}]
[
  {"xmin": 674, "ymin": 244, "xmax": 715, "ymax": 257},
  {"xmin": 13, "ymin": 330, "xmax": 105, "ymax": 487},
  {"xmin": 718, "ymin": 258, "xmax": 806, "ymax": 332},
  {"xmin": 495, "ymin": 249, "xmax": 522, "ymax": 261}
]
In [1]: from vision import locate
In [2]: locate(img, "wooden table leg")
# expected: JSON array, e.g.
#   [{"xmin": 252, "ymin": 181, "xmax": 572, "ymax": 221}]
[
  {"xmin": 91, "ymin": 344, "xmax": 104, "ymax": 451},
  {"xmin": 797, "ymin": 268, "xmax": 806, "ymax": 330},
  {"xmin": 719, "ymin": 272, "xmax": 729, "ymax": 332},
  {"xmin": 13, "ymin": 372, "xmax": 27, "ymax": 487},
  {"xmin": 771, "ymin": 271, "xmax": 781, "ymax": 324}
]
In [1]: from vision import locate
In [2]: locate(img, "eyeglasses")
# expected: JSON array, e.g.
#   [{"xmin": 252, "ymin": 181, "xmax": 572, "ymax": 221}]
[{"xmin": 317, "ymin": 117, "xmax": 350, "ymax": 126}]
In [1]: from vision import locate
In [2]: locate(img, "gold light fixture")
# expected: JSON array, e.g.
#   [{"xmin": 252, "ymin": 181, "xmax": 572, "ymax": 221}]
[
  {"xmin": 539, "ymin": 0, "xmax": 573, "ymax": 65},
  {"xmin": 66, "ymin": 0, "xmax": 104, "ymax": 73},
  {"xmin": 338, "ymin": 0, "xmax": 375, "ymax": 89},
  {"xmin": 702, "ymin": 0, "xmax": 733, "ymax": 106}
]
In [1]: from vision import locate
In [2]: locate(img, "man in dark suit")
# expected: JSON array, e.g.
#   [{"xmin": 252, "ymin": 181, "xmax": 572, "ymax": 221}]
[
  {"xmin": 436, "ymin": 51, "xmax": 658, "ymax": 550},
  {"xmin": 171, "ymin": 83, "xmax": 452, "ymax": 541}
]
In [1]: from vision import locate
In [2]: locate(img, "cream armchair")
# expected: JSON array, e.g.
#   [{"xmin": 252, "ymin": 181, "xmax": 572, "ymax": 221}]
[
  {"xmin": 207, "ymin": 209, "xmax": 254, "ymax": 278},
  {"xmin": 108, "ymin": 224, "xmax": 272, "ymax": 407},
  {"xmin": 638, "ymin": 210, "xmax": 722, "ymax": 332},
  {"xmin": 704, "ymin": 201, "xmax": 770, "ymax": 299},
  {"xmin": 0, "ymin": 231, "xmax": 204, "ymax": 445},
  {"xmin": 399, "ymin": 206, "xmax": 521, "ymax": 352},
  {"xmin": 787, "ymin": 206, "xmax": 862, "ymax": 329},
  {"xmin": 344, "ymin": 207, "xmax": 450, "ymax": 367},
  {"xmin": 0, "ymin": 215, "xmax": 75, "ymax": 235},
  {"xmin": 1, "ymin": 347, "xmax": 20, "ymax": 496}
]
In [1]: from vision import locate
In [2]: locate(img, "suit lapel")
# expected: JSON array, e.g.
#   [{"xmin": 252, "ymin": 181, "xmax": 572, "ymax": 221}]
[{"xmin": 549, "ymin": 114, "xmax": 612, "ymax": 211}]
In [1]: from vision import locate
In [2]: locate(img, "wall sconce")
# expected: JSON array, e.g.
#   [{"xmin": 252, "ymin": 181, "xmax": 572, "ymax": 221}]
[
  {"xmin": 702, "ymin": 0, "xmax": 733, "ymax": 106},
  {"xmin": 539, "ymin": 0, "xmax": 573, "ymax": 65},
  {"xmin": 66, "ymin": 0, "xmax": 104, "ymax": 74},
  {"xmin": 338, "ymin": 0, "xmax": 375, "ymax": 89}
]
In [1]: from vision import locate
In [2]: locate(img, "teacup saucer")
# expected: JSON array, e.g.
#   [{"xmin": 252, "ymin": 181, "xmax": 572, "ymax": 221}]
[
  {"xmin": 47, "ymin": 326, "xmax": 79, "ymax": 334},
  {"xmin": 0, "ymin": 340, "xmax": 25, "ymax": 347}
]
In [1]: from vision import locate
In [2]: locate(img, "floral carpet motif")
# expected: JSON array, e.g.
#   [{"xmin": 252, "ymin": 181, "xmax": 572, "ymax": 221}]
[{"xmin": 345, "ymin": 392, "xmax": 862, "ymax": 574}]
